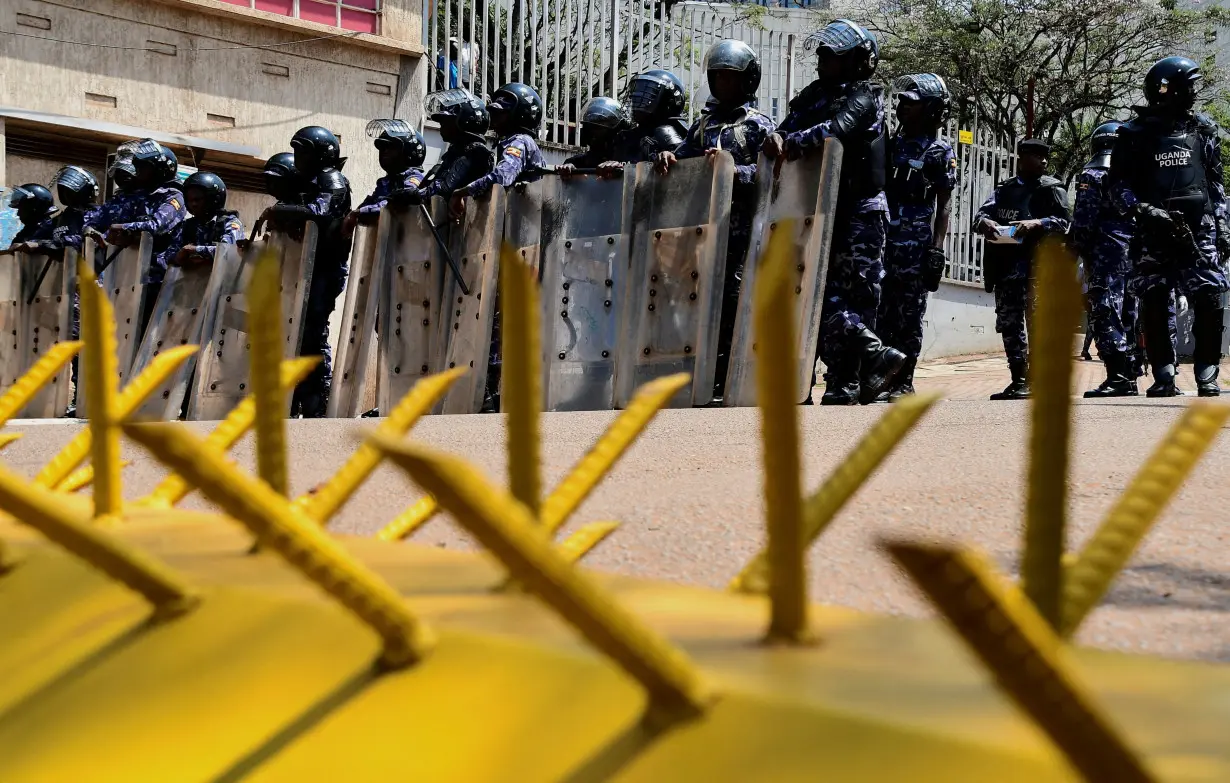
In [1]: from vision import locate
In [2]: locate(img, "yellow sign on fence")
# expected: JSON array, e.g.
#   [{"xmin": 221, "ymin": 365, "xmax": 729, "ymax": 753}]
[{"xmin": 958, "ymin": 129, "xmax": 974, "ymax": 145}]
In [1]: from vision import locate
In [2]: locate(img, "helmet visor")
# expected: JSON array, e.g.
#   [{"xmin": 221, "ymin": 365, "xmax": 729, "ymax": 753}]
[
  {"xmin": 52, "ymin": 165, "xmax": 94, "ymax": 193},
  {"xmin": 366, "ymin": 118, "xmax": 412, "ymax": 139},
  {"xmin": 7, "ymin": 186, "xmax": 36, "ymax": 209},
  {"xmin": 580, "ymin": 97, "xmax": 626, "ymax": 129},
  {"xmin": 704, "ymin": 40, "xmax": 756, "ymax": 72},
  {"xmin": 804, "ymin": 20, "xmax": 866, "ymax": 54},
  {"xmin": 426, "ymin": 88, "xmax": 480, "ymax": 118},
  {"xmin": 892, "ymin": 73, "xmax": 948, "ymax": 102}
]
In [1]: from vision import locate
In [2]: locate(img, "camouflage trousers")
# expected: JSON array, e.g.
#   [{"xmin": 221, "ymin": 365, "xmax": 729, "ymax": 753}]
[
  {"xmin": 1085, "ymin": 268, "xmax": 1137, "ymax": 359},
  {"xmin": 817, "ymin": 211, "xmax": 887, "ymax": 384},
  {"xmin": 877, "ymin": 240, "xmax": 930, "ymax": 361},
  {"xmin": 994, "ymin": 277, "xmax": 1034, "ymax": 365}
]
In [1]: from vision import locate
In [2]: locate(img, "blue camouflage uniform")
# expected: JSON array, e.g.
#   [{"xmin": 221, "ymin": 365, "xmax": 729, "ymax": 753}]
[
  {"xmin": 878, "ymin": 132, "xmax": 957, "ymax": 362},
  {"xmin": 464, "ymin": 132, "xmax": 546, "ymax": 405},
  {"xmin": 673, "ymin": 100, "xmax": 776, "ymax": 395},
  {"xmin": 177, "ymin": 210, "xmax": 246, "ymax": 263},
  {"xmin": 357, "ymin": 168, "xmax": 425, "ymax": 217},
  {"xmin": 86, "ymin": 186, "xmax": 187, "ymax": 284},
  {"xmin": 297, "ymin": 172, "xmax": 352, "ymax": 417},
  {"xmin": 1070, "ymin": 165, "xmax": 1137, "ymax": 363},
  {"xmin": 775, "ymin": 79, "xmax": 890, "ymax": 391},
  {"xmin": 974, "ymin": 177, "xmax": 1071, "ymax": 364}
]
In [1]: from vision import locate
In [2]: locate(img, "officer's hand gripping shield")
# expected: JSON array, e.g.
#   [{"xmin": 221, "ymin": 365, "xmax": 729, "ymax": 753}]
[
  {"xmin": 614, "ymin": 154, "xmax": 735, "ymax": 408},
  {"xmin": 187, "ymin": 225, "xmax": 317, "ymax": 420},
  {"xmin": 723, "ymin": 138, "xmax": 843, "ymax": 406},
  {"xmin": 539, "ymin": 172, "xmax": 630, "ymax": 411}
]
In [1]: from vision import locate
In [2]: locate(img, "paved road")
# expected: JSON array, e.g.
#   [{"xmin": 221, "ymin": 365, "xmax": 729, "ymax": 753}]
[{"xmin": 4, "ymin": 357, "xmax": 1229, "ymax": 663}]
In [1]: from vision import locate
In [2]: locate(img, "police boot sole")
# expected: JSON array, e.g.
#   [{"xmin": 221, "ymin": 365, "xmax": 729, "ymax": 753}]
[
  {"xmin": 1197, "ymin": 385, "xmax": 1222, "ymax": 397},
  {"xmin": 1145, "ymin": 387, "xmax": 1182, "ymax": 398},
  {"xmin": 819, "ymin": 394, "xmax": 859, "ymax": 406},
  {"xmin": 1082, "ymin": 386, "xmax": 1139, "ymax": 399},
  {"xmin": 989, "ymin": 390, "xmax": 1031, "ymax": 401}
]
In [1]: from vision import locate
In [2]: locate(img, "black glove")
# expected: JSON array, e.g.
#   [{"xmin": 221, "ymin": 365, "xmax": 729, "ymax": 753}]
[
  {"xmin": 386, "ymin": 187, "xmax": 423, "ymax": 208},
  {"xmin": 924, "ymin": 247, "xmax": 947, "ymax": 292},
  {"xmin": 1216, "ymin": 217, "xmax": 1230, "ymax": 260},
  {"xmin": 1133, "ymin": 203, "xmax": 1174, "ymax": 238},
  {"xmin": 356, "ymin": 210, "xmax": 380, "ymax": 226}
]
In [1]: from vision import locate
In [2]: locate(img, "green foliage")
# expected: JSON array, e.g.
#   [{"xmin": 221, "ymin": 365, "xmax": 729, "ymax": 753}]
[{"xmin": 858, "ymin": 0, "xmax": 1226, "ymax": 181}]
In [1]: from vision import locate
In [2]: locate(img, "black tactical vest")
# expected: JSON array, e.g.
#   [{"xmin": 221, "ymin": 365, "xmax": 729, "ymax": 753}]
[
  {"xmin": 1134, "ymin": 126, "xmax": 1209, "ymax": 221},
  {"xmin": 992, "ymin": 176, "xmax": 1061, "ymax": 223},
  {"xmin": 887, "ymin": 137, "xmax": 937, "ymax": 209}
]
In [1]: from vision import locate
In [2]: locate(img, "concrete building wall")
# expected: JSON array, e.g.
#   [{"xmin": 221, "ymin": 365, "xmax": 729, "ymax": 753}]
[
  {"xmin": 2, "ymin": 0, "xmax": 426, "ymax": 226},
  {"xmin": 919, "ymin": 282, "xmax": 1003, "ymax": 360}
]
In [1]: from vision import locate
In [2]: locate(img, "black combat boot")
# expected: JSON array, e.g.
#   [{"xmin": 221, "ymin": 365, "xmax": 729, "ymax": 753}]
[
  {"xmin": 886, "ymin": 357, "xmax": 917, "ymax": 401},
  {"xmin": 820, "ymin": 377, "xmax": 860, "ymax": 406},
  {"xmin": 1146, "ymin": 364, "xmax": 1180, "ymax": 397},
  {"xmin": 990, "ymin": 359, "xmax": 1030, "ymax": 400},
  {"xmin": 1192, "ymin": 296, "xmax": 1225, "ymax": 397},
  {"xmin": 1141, "ymin": 288, "xmax": 1181, "ymax": 398},
  {"xmin": 1083, "ymin": 353, "xmax": 1138, "ymax": 398},
  {"xmin": 852, "ymin": 326, "xmax": 906, "ymax": 405}
]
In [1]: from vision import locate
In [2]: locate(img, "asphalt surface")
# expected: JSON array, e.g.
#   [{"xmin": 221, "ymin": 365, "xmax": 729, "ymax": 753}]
[{"xmin": 4, "ymin": 387, "xmax": 1229, "ymax": 664}]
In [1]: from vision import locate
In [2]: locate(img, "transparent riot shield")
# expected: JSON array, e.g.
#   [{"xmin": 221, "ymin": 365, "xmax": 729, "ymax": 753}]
[
  {"xmin": 328, "ymin": 222, "xmax": 382, "ymax": 418},
  {"xmin": 99, "ymin": 232, "xmax": 154, "ymax": 384},
  {"xmin": 0, "ymin": 254, "xmax": 25, "ymax": 394},
  {"xmin": 131, "ymin": 244, "xmax": 241, "ymax": 420},
  {"xmin": 435, "ymin": 189, "xmax": 505, "ymax": 414},
  {"xmin": 613, "ymin": 154, "xmax": 735, "ymax": 408},
  {"xmin": 19, "ymin": 248, "xmax": 77, "ymax": 418},
  {"xmin": 376, "ymin": 202, "xmax": 445, "ymax": 415},
  {"xmin": 187, "ymin": 226, "xmax": 317, "ymax": 421},
  {"xmin": 539, "ymin": 173, "xmax": 629, "ymax": 411},
  {"xmin": 722, "ymin": 140, "xmax": 843, "ymax": 407}
]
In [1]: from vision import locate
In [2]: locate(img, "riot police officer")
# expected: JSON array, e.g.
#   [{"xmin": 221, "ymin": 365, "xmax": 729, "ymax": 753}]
[
  {"xmin": 262, "ymin": 125, "xmax": 352, "ymax": 418},
  {"xmin": 173, "ymin": 172, "xmax": 245, "ymax": 268},
  {"xmin": 5, "ymin": 184, "xmax": 57, "ymax": 251},
  {"xmin": 40, "ymin": 166, "xmax": 99, "ymax": 259},
  {"xmin": 876, "ymin": 73, "xmax": 957, "ymax": 400},
  {"xmin": 763, "ymin": 19, "xmax": 903, "ymax": 405},
  {"xmin": 623, "ymin": 69, "xmax": 691, "ymax": 162},
  {"xmin": 261, "ymin": 152, "xmax": 303, "ymax": 206},
  {"xmin": 974, "ymin": 138, "xmax": 1071, "ymax": 400},
  {"xmin": 657, "ymin": 39, "xmax": 776, "ymax": 402},
  {"xmin": 558, "ymin": 97, "xmax": 634, "ymax": 174},
  {"xmin": 397, "ymin": 89, "xmax": 494, "ymax": 204},
  {"xmin": 1110, "ymin": 56, "xmax": 1228, "ymax": 397},
  {"xmin": 1074, "ymin": 122, "xmax": 1140, "ymax": 397},
  {"xmin": 345, "ymin": 119, "xmax": 427, "ymax": 233}
]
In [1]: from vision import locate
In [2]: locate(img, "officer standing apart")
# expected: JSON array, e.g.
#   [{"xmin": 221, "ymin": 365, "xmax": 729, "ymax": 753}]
[
  {"xmin": 260, "ymin": 126, "xmax": 352, "ymax": 418},
  {"xmin": 345, "ymin": 119, "xmax": 427, "ymax": 234},
  {"xmin": 85, "ymin": 139, "xmax": 187, "ymax": 334},
  {"xmin": 656, "ymin": 39, "xmax": 776, "ymax": 402},
  {"xmin": 173, "ymin": 172, "xmax": 245, "ymax": 268},
  {"xmin": 1109, "ymin": 56, "xmax": 1228, "ymax": 397},
  {"xmin": 876, "ymin": 73, "xmax": 957, "ymax": 400},
  {"xmin": 4, "ymin": 184, "xmax": 57, "ymax": 252},
  {"xmin": 623, "ymin": 70, "xmax": 691, "ymax": 162},
  {"xmin": 1073, "ymin": 122, "xmax": 1140, "ymax": 397},
  {"xmin": 974, "ymin": 138, "xmax": 1071, "ymax": 400},
  {"xmin": 450, "ymin": 82, "xmax": 546, "ymax": 413},
  {"xmin": 763, "ymin": 19, "xmax": 904, "ymax": 406}
]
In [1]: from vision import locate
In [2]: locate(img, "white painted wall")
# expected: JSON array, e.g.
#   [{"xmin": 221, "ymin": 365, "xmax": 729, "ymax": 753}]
[{"xmin": 919, "ymin": 282, "xmax": 1003, "ymax": 360}]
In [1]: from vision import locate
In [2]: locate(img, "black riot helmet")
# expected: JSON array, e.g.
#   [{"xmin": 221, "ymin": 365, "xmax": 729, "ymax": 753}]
[
  {"xmin": 426, "ymin": 88, "xmax": 490, "ymax": 137},
  {"xmin": 290, "ymin": 126, "xmax": 342, "ymax": 175},
  {"xmin": 263, "ymin": 152, "xmax": 301, "ymax": 201},
  {"xmin": 580, "ymin": 97, "xmax": 628, "ymax": 131},
  {"xmin": 366, "ymin": 119, "xmax": 428, "ymax": 172},
  {"xmin": 1085, "ymin": 121, "xmax": 1121, "ymax": 170},
  {"xmin": 489, "ymin": 83, "xmax": 544, "ymax": 132},
  {"xmin": 9, "ymin": 184, "xmax": 56, "ymax": 224},
  {"xmin": 51, "ymin": 166, "xmax": 100, "ymax": 209},
  {"xmin": 126, "ymin": 139, "xmax": 178, "ymax": 185},
  {"xmin": 704, "ymin": 40, "xmax": 761, "ymax": 103},
  {"xmin": 183, "ymin": 171, "xmax": 228, "ymax": 214},
  {"xmin": 805, "ymin": 19, "xmax": 879, "ymax": 81},
  {"xmin": 626, "ymin": 70, "xmax": 686, "ymax": 124},
  {"xmin": 893, "ymin": 73, "xmax": 950, "ymax": 122},
  {"xmin": 1145, "ymin": 56, "xmax": 1202, "ymax": 113}
]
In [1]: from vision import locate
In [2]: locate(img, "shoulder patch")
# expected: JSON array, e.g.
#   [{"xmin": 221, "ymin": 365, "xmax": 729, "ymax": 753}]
[
  {"xmin": 504, "ymin": 146, "xmax": 523, "ymax": 159},
  {"xmin": 169, "ymin": 198, "xmax": 182, "ymax": 211}
]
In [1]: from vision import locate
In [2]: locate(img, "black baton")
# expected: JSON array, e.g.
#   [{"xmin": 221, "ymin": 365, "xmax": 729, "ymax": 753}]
[
  {"xmin": 419, "ymin": 203, "xmax": 470, "ymax": 296},
  {"xmin": 25, "ymin": 255, "xmax": 55, "ymax": 306}
]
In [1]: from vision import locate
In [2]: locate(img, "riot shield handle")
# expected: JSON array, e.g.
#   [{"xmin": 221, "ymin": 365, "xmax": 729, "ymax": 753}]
[
  {"xmin": 418, "ymin": 203, "xmax": 471, "ymax": 296},
  {"xmin": 95, "ymin": 244, "xmax": 126, "ymax": 275}
]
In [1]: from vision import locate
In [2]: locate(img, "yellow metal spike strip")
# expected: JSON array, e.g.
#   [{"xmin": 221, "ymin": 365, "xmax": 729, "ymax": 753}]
[
  {"xmin": 0, "ymin": 341, "xmax": 80, "ymax": 425},
  {"xmin": 0, "ymin": 459, "xmax": 198, "ymax": 617},
  {"xmin": 0, "ymin": 433, "xmax": 23, "ymax": 451},
  {"xmin": 730, "ymin": 394, "xmax": 937, "ymax": 595},
  {"xmin": 248, "ymin": 242, "xmax": 289, "ymax": 496},
  {"xmin": 56, "ymin": 461, "xmax": 131, "ymax": 494},
  {"xmin": 557, "ymin": 520, "xmax": 621, "ymax": 564},
  {"xmin": 371, "ymin": 433, "xmax": 711, "ymax": 725},
  {"xmin": 122, "ymin": 421, "xmax": 434, "ymax": 668},
  {"xmin": 1060, "ymin": 402, "xmax": 1230, "ymax": 637},
  {"xmin": 754, "ymin": 220, "xmax": 808, "ymax": 644},
  {"xmin": 500, "ymin": 243, "xmax": 542, "ymax": 518},
  {"xmin": 885, "ymin": 539, "xmax": 1156, "ymax": 783},
  {"xmin": 295, "ymin": 367, "xmax": 465, "ymax": 524},
  {"xmin": 32, "ymin": 345, "xmax": 197, "ymax": 490},
  {"xmin": 1021, "ymin": 238, "xmax": 1082, "ymax": 628},
  {"xmin": 374, "ymin": 374, "xmax": 691, "ymax": 543},
  {"xmin": 375, "ymin": 496, "xmax": 440, "ymax": 541},
  {"xmin": 77, "ymin": 260, "xmax": 123, "ymax": 519},
  {"xmin": 137, "ymin": 357, "xmax": 319, "ymax": 509}
]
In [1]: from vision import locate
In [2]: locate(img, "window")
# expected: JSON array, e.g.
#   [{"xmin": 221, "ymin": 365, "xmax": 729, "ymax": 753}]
[{"xmin": 219, "ymin": 0, "xmax": 381, "ymax": 35}]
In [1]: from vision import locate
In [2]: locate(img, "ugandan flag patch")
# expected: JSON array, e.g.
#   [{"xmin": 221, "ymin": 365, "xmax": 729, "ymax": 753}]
[
  {"xmin": 505, "ymin": 146, "xmax": 522, "ymax": 158},
  {"xmin": 170, "ymin": 198, "xmax": 183, "ymax": 210}
]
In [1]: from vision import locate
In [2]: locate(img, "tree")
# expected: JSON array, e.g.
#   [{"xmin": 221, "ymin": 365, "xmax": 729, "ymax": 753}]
[{"xmin": 854, "ymin": 0, "xmax": 1228, "ymax": 181}]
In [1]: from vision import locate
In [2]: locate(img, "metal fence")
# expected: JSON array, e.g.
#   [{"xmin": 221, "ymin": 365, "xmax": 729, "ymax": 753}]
[{"xmin": 424, "ymin": 0, "xmax": 1014, "ymax": 286}]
